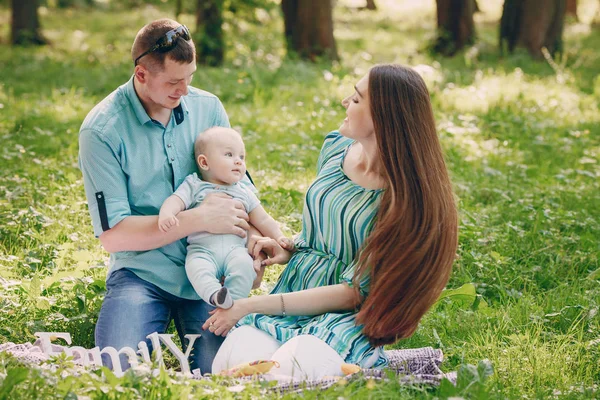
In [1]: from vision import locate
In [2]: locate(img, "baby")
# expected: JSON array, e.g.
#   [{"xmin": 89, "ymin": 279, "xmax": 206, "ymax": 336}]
[{"xmin": 158, "ymin": 127, "xmax": 289, "ymax": 308}]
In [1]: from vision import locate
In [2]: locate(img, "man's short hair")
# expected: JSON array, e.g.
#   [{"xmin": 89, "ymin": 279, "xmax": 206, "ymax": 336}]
[{"xmin": 131, "ymin": 19, "xmax": 195, "ymax": 71}]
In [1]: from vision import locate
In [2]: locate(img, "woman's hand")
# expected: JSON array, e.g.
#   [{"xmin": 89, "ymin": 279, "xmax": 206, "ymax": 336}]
[
  {"xmin": 278, "ymin": 236, "xmax": 296, "ymax": 252},
  {"xmin": 202, "ymin": 301, "xmax": 248, "ymax": 336},
  {"xmin": 248, "ymin": 235, "xmax": 293, "ymax": 270}
]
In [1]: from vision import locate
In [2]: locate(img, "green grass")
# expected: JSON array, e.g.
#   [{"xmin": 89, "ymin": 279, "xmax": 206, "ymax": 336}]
[{"xmin": 0, "ymin": 0, "xmax": 599, "ymax": 398}]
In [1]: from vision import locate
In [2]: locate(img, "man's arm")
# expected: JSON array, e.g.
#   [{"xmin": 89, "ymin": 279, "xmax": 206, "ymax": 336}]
[
  {"xmin": 79, "ymin": 129, "xmax": 251, "ymax": 254},
  {"xmin": 100, "ymin": 193, "xmax": 250, "ymax": 253}
]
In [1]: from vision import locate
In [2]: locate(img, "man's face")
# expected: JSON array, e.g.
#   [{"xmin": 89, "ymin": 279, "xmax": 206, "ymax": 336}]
[{"xmin": 145, "ymin": 57, "xmax": 196, "ymax": 109}]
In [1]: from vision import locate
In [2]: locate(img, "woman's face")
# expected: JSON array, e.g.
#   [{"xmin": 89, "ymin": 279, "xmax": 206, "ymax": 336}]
[{"xmin": 339, "ymin": 74, "xmax": 375, "ymax": 140}]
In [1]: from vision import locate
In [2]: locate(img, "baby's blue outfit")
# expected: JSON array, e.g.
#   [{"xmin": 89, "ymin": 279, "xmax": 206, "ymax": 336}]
[{"xmin": 173, "ymin": 173, "xmax": 259, "ymax": 304}]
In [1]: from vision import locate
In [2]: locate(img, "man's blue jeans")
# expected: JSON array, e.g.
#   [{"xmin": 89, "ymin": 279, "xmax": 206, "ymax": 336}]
[{"xmin": 95, "ymin": 268, "xmax": 224, "ymax": 374}]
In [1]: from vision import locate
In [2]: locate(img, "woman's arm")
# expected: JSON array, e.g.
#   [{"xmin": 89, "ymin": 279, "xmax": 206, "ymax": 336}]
[
  {"xmin": 246, "ymin": 283, "xmax": 360, "ymax": 316},
  {"xmin": 204, "ymin": 283, "xmax": 361, "ymax": 336}
]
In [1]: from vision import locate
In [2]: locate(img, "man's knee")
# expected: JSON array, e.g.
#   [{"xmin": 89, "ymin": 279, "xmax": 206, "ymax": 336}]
[{"xmin": 95, "ymin": 270, "xmax": 171, "ymax": 353}]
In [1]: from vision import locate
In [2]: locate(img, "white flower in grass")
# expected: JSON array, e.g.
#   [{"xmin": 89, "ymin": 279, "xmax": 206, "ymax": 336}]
[
  {"xmin": 132, "ymin": 363, "xmax": 152, "ymax": 375},
  {"xmin": 227, "ymin": 384, "xmax": 246, "ymax": 393}
]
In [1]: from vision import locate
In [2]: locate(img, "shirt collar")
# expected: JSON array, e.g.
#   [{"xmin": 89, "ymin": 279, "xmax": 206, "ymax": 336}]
[
  {"xmin": 178, "ymin": 93, "xmax": 190, "ymax": 124},
  {"xmin": 125, "ymin": 75, "xmax": 186, "ymax": 126}
]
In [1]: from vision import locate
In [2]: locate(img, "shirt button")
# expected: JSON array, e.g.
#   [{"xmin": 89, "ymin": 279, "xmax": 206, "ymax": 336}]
[
  {"xmin": 167, "ymin": 144, "xmax": 172, "ymax": 148},
  {"xmin": 170, "ymin": 157, "xmax": 175, "ymax": 162}
]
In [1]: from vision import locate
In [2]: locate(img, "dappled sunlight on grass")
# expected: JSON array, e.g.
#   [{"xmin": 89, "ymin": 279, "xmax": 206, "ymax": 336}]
[
  {"xmin": 473, "ymin": 0, "xmax": 504, "ymax": 22},
  {"xmin": 335, "ymin": 0, "xmax": 439, "ymax": 68},
  {"xmin": 575, "ymin": 0, "xmax": 600, "ymax": 25},
  {"xmin": 439, "ymin": 115, "xmax": 525, "ymax": 163},
  {"xmin": 437, "ymin": 68, "xmax": 596, "ymax": 123},
  {"xmin": 36, "ymin": 88, "xmax": 92, "ymax": 123}
]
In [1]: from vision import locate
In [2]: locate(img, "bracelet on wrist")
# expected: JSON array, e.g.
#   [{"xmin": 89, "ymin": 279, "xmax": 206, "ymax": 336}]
[{"xmin": 280, "ymin": 294, "xmax": 286, "ymax": 317}]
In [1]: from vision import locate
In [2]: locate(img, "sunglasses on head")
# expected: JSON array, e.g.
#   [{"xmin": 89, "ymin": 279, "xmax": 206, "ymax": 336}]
[{"xmin": 134, "ymin": 25, "xmax": 191, "ymax": 66}]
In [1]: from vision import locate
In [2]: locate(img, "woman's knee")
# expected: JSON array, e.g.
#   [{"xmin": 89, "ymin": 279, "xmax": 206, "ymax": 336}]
[
  {"xmin": 211, "ymin": 326, "xmax": 280, "ymax": 373},
  {"xmin": 271, "ymin": 335, "xmax": 345, "ymax": 380}
]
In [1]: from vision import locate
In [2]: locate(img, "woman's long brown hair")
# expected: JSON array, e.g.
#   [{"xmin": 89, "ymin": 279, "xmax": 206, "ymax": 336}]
[{"xmin": 354, "ymin": 64, "xmax": 458, "ymax": 346}]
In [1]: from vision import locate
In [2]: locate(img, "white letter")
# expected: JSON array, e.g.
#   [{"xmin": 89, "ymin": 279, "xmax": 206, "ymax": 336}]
[
  {"xmin": 99, "ymin": 347, "xmax": 123, "ymax": 376},
  {"xmin": 157, "ymin": 334, "xmax": 201, "ymax": 375},
  {"xmin": 34, "ymin": 332, "xmax": 72, "ymax": 356},
  {"xmin": 88, "ymin": 347, "xmax": 103, "ymax": 368},
  {"xmin": 99, "ymin": 346, "xmax": 139, "ymax": 377},
  {"xmin": 137, "ymin": 341, "xmax": 151, "ymax": 364},
  {"xmin": 65, "ymin": 346, "xmax": 89, "ymax": 366},
  {"xmin": 146, "ymin": 332, "xmax": 164, "ymax": 366}
]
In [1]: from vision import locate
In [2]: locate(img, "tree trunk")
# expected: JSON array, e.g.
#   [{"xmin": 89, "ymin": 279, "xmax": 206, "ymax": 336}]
[
  {"xmin": 281, "ymin": 0, "xmax": 338, "ymax": 61},
  {"xmin": 366, "ymin": 0, "xmax": 377, "ymax": 10},
  {"xmin": 566, "ymin": 0, "xmax": 577, "ymax": 20},
  {"xmin": 11, "ymin": 0, "xmax": 47, "ymax": 45},
  {"xmin": 500, "ymin": 0, "xmax": 566, "ymax": 58},
  {"xmin": 195, "ymin": 0, "xmax": 224, "ymax": 66},
  {"xmin": 434, "ymin": 0, "xmax": 476, "ymax": 56}
]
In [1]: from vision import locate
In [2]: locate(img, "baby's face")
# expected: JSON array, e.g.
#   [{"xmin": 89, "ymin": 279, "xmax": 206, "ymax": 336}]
[{"xmin": 202, "ymin": 131, "xmax": 247, "ymax": 185}]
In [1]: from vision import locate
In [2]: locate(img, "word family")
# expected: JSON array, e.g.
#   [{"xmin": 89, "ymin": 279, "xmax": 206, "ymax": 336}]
[{"xmin": 35, "ymin": 332, "xmax": 201, "ymax": 377}]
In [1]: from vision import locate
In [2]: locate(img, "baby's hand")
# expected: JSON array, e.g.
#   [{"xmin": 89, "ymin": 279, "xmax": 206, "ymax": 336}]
[
  {"xmin": 278, "ymin": 237, "xmax": 295, "ymax": 252},
  {"xmin": 253, "ymin": 258, "xmax": 263, "ymax": 274},
  {"xmin": 158, "ymin": 214, "xmax": 179, "ymax": 233}
]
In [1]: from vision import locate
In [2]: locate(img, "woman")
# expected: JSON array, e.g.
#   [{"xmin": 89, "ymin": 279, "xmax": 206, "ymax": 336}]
[{"xmin": 203, "ymin": 64, "xmax": 458, "ymax": 380}]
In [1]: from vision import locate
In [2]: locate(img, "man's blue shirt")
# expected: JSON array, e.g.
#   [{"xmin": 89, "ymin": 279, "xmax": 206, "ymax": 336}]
[{"xmin": 78, "ymin": 75, "xmax": 232, "ymax": 299}]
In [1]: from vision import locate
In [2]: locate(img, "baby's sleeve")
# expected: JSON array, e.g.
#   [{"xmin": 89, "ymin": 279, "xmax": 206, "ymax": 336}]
[
  {"xmin": 243, "ymin": 185, "xmax": 261, "ymax": 212},
  {"xmin": 239, "ymin": 172, "xmax": 258, "ymax": 195},
  {"xmin": 173, "ymin": 173, "xmax": 199, "ymax": 209}
]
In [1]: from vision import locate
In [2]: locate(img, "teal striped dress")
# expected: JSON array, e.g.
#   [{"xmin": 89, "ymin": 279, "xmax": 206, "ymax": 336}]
[{"xmin": 238, "ymin": 131, "xmax": 389, "ymax": 368}]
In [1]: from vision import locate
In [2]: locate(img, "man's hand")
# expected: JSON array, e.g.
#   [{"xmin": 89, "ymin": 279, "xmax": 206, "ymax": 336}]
[{"xmin": 193, "ymin": 192, "xmax": 250, "ymax": 238}]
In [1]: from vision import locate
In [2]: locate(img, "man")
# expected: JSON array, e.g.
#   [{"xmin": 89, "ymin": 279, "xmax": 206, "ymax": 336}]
[{"xmin": 78, "ymin": 19, "xmax": 259, "ymax": 374}]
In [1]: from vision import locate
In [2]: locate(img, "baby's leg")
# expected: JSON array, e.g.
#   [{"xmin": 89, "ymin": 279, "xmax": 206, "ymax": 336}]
[
  {"xmin": 269, "ymin": 335, "xmax": 345, "ymax": 381},
  {"xmin": 212, "ymin": 325, "xmax": 281, "ymax": 373},
  {"xmin": 185, "ymin": 249, "xmax": 222, "ymax": 305},
  {"xmin": 223, "ymin": 246, "xmax": 257, "ymax": 300}
]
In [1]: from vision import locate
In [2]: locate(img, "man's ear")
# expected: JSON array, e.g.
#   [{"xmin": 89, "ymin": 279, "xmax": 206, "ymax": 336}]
[
  {"xmin": 134, "ymin": 65, "xmax": 148, "ymax": 84},
  {"xmin": 197, "ymin": 155, "xmax": 209, "ymax": 170}
]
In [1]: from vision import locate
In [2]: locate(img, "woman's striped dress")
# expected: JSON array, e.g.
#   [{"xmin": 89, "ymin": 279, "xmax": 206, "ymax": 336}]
[{"xmin": 237, "ymin": 131, "xmax": 389, "ymax": 368}]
